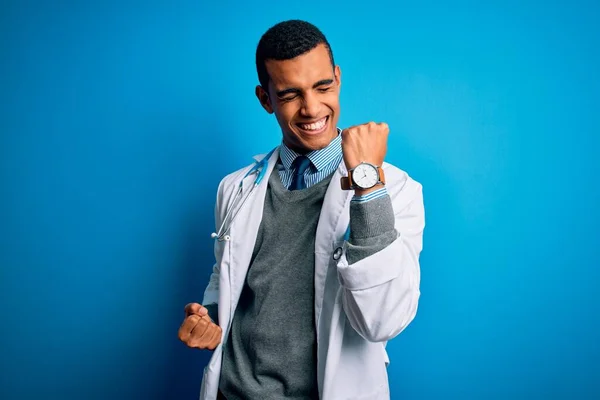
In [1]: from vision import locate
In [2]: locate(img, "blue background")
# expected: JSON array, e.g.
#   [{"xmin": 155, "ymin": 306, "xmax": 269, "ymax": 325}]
[{"xmin": 1, "ymin": 0, "xmax": 599, "ymax": 399}]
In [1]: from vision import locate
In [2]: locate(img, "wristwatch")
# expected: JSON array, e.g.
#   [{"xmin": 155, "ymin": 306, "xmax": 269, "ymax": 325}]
[{"xmin": 340, "ymin": 162, "xmax": 386, "ymax": 190}]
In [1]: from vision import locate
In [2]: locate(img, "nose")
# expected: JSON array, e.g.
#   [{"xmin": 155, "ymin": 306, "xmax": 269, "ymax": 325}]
[{"xmin": 300, "ymin": 91, "xmax": 321, "ymax": 118}]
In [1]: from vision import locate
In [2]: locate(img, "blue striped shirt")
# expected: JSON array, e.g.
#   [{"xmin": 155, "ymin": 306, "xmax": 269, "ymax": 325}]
[{"xmin": 277, "ymin": 130, "xmax": 387, "ymax": 203}]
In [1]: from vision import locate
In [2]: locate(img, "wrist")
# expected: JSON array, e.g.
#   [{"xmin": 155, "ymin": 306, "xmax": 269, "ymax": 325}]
[
  {"xmin": 353, "ymin": 185, "xmax": 382, "ymax": 197},
  {"xmin": 352, "ymin": 186, "xmax": 388, "ymax": 204},
  {"xmin": 340, "ymin": 163, "xmax": 386, "ymax": 192}
]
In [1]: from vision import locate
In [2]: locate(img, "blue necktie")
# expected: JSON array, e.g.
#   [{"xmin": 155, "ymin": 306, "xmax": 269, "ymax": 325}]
[{"xmin": 290, "ymin": 156, "xmax": 311, "ymax": 190}]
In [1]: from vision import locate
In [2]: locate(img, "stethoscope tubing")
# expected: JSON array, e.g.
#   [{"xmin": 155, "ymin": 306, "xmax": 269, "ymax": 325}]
[{"xmin": 211, "ymin": 147, "xmax": 276, "ymax": 242}]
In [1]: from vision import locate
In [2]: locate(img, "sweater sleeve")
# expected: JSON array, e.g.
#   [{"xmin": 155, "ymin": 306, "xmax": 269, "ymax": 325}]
[{"xmin": 346, "ymin": 194, "xmax": 397, "ymax": 265}]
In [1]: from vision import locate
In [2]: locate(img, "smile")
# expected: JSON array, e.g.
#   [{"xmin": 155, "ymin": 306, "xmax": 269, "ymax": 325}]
[{"xmin": 297, "ymin": 116, "xmax": 329, "ymax": 134}]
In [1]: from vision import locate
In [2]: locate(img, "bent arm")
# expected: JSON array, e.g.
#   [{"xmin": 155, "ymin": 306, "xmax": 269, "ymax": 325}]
[{"xmin": 338, "ymin": 179, "xmax": 424, "ymax": 342}]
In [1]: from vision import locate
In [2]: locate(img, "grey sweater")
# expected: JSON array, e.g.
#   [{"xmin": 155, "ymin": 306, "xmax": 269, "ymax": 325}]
[{"xmin": 210, "ymin": 167, "xmax": 397, "ymax": 399}]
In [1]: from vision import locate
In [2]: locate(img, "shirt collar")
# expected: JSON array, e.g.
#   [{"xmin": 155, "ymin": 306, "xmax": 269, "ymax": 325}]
[{"xmin": 279, "ymin": 128, "xmax": 342, "ymax": 172}]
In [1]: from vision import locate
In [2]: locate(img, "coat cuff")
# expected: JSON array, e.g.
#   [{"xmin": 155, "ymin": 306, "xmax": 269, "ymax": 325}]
[
  {"xmin": 202, "ymin": 290, "xmax": 219, "ymax": 306},
  {"xmin": 337, "ymin": 234, "xmax": 403, "ymax": 291},
  {"xmin": 204, "ymin": 303, "xmax": 219, "ymax": 325}
]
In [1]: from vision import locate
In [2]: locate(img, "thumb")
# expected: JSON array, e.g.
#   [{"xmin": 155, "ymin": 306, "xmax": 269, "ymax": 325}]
[{"xmin": 184, "ymin": 303, "xmax": 208, "ymax": 317}]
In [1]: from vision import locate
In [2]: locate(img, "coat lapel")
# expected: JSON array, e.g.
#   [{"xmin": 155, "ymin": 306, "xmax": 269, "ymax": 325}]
[
  {"xmin": 314, "ymin": 161, "xmax": 352, "ymax": 329},
  {"xmin": 227, "ymin": 148, "xmax": 280, "ymax": 322}
]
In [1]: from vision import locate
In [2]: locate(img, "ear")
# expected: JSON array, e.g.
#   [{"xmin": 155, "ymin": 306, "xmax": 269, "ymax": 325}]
[
  {"xmin": 255, "ymin": 85, "xmax": 274, "ymax": 114},
  {"xmin": 335, "ymin": 65, "xmax": 342, "ymax": 89}
]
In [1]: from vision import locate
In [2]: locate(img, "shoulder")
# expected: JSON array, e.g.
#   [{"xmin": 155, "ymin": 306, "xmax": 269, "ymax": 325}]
[{"xmin": 216, "ymin": 150, "xmax": 272, "ymax": 197}]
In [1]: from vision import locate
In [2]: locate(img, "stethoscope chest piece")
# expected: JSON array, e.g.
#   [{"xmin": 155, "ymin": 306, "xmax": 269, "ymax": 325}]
[{"xmin": 210, "ymin": 232, "xmax": 231, "ymax": 242}]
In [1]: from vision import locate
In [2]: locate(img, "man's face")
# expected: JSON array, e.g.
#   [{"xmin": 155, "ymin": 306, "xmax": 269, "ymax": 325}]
[{"xmin": 256, "ymin": 43, "xmax": 341, "ymax": 154}]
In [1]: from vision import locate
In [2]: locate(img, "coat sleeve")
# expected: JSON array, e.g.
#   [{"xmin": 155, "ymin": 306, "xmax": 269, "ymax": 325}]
[{"xmin": 337, "ymin": 175, "xmax": 425, "ymax": 342}]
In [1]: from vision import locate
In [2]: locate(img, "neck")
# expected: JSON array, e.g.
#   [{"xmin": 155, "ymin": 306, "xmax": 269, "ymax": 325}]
[{"xmin": 283, "ymin": 139, "xmax": 311, "ymax": 155}]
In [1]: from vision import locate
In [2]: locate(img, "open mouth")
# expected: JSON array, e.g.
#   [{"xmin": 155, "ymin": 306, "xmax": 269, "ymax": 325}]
[{"xmin": 296, "ymin": 116, "xmax": 329, "ymax": 135}]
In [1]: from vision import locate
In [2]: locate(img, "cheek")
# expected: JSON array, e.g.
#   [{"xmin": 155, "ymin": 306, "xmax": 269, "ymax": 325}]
[
  {"xmin": 324, "ymin": 93, "xmax": 340, "ymax": 112},
  {"xmin": 276, "ymin": 103, "xmax": 300, "ymax": 124}
]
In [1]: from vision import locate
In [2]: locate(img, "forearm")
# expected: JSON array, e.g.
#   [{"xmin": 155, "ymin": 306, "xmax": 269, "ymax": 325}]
[
  {"xmin": 340, "ymin": 248, "xmax": 420, "ymax": 342},
  {"xmin": 339, "ymin": 183, "xmax": 424, "ymax": 342},
  {"xmin": 346, "ymin": 189, "xmax": 397, "ymax": 264}
]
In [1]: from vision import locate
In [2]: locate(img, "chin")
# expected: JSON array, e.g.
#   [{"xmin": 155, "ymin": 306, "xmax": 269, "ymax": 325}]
[
  {"xmin": 294, "ymin": 121, "xmax": 337, "ymax": 150},
  {"xmin": 297, "ymin": 135, "xmax": 333, "ymax": 153}
]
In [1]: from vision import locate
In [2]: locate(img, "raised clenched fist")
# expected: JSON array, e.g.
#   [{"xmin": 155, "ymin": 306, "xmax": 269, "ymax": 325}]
[
  {"xmin": 178, "ymin": 303, "xmax": 222, "ymax": 350},
  {"xmin": 341, "ymin": 121, "xmax": 389, "ymax": 171}
]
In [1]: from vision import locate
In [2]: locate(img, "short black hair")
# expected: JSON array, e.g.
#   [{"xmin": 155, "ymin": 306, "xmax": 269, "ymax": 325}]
[{"xmin": 255, "ymin": 20, "xmax": 335, "ymax": 90}]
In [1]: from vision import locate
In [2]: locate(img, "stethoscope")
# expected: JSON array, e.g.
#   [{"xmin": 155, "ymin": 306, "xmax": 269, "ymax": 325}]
[{"xmin": 211, "ymin": 148, "xmax": 277, "ymax": 242}]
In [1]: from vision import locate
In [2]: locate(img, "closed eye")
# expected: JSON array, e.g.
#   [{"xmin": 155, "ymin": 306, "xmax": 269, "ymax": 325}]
[{"xmin": 280, "ymin": 94, "xmax": 298, "ymax": 101}]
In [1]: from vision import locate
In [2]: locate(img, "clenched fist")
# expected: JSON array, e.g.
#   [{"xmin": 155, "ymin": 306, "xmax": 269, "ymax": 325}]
[
  {"xmin": 341, "ymin": 122, "xmax": 389, "ymax": 170},
  {"xmin": 341, "ymin": 122, "xmax": 389, "ymax": 195},
  {"xmin": 178, "ymin": 303, "xmax": 222, "ymax": 350}
]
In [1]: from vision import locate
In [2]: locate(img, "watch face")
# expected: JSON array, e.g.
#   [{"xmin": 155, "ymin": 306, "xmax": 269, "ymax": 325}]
[{"xmin": 352, "ymin": 163, "xmax": 379, "ymax": 189}]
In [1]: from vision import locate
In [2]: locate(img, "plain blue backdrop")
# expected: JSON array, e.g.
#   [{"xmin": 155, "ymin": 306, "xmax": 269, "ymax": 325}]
[{"xmin": 1, "ymin": 0, "xmax": 599, "ymax": 399}]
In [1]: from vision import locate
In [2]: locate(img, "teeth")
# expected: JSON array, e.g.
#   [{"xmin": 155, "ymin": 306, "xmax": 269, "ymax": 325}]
[{"xmin": 299, "ymin": 117, "xmax": 327, "ymax": 131}]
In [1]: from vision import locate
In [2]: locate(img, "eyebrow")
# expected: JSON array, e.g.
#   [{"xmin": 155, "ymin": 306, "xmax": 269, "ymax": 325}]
[{"xmin": 276, "ymin": 79, "xmax": 334, "ymax": 98}]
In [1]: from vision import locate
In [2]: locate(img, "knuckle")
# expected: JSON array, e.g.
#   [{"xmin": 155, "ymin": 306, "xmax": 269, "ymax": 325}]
[
  {"xmin": 197, "ymin": 324, "xmax": 211, "ymax": 337},
  {"xmin": 178, "ymin": 322, "xmax": 191, "ymax": 340},
  {"xmin": 195, "ymin": 319, "xmax": 210, "ymax": 335},
  {"xmin": 180, "ymin": 333, "xmax": 191, "ymax": 345}
]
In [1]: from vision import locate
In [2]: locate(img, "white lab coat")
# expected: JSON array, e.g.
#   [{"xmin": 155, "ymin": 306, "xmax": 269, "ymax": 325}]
[{"xmin": 199, "ymin": 147, "xmax": 425, "ymax": 400}]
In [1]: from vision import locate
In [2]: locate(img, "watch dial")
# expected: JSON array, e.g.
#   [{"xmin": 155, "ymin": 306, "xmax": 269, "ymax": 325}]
[{"xmin": 353, "ymin": 164, "xmax": 379, "ymax": 189}]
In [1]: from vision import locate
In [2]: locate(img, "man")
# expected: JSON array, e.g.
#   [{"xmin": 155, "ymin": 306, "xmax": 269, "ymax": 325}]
[{"xmin": 178, "ymin": 20, "xmax": 425, "ymax": 400}]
